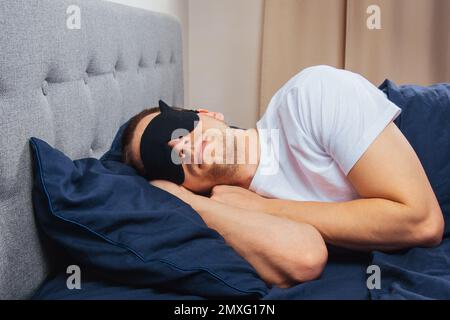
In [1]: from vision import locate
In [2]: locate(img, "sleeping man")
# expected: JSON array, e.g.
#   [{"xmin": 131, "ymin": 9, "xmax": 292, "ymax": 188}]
[{"xmin": 121, "ymin": 65, "xmax": 444, "ymax": 288}]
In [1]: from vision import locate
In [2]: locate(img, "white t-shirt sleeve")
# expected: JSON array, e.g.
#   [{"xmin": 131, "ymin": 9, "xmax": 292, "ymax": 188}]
[{"xmin": 292, "ymin": 66, "xmax": 402, "ymax": 175}]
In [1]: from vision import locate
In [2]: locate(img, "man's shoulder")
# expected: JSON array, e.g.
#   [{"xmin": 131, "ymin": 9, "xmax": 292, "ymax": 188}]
[
  {"xmin": 299, "ymin": 65, "xmax": 340, "ymax": 76},
  {"xmin": 286, "ymin": 65, "xmax": 356, "ymax": 89},
  {"xmin": 261, "ymin": 66, "xmax": 363, "ymax": 124},
  {"xmin": 270, "ymin": 65, "xmax": 344, "ymax": 106},
  {"xmin": 265, "ymin": 66, "xmax": 335, "ymax": 110}
]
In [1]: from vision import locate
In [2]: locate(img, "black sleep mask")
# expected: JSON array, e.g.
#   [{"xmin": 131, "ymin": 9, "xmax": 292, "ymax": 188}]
[{"xmin": 140, "ymin": 100, "xmax": 199, "ymax": 184}]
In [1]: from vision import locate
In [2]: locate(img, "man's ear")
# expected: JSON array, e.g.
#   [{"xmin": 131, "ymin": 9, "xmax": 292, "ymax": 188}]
[{"xmin": 197, "ymin": 109, "xmax": 225, "ymax": 121}]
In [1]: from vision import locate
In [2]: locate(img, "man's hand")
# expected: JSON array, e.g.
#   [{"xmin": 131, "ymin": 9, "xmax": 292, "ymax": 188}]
[
  {"xmin": 151, "ymin": 180, "xmax": 197, "ymax": 205},
  {"xmin": 150, "ymin": 181, "xmax": 327, "ymax": 287},
  {"xmin": 211, "ymin": 185, "xmax": 269, "ymax": 212}
]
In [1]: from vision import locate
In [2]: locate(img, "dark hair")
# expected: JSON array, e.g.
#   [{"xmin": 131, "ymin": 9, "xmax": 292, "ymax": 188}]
[{"xmin": 121, "ymin": 107, "xmax": 160, "ymax": 174}]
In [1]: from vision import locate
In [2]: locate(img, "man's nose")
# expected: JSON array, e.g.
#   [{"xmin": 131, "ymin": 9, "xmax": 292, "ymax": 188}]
[
  {"xmin": 168, "ymin": 138, "xmax": 181, "ymax": 149},
  {"xmin": 168, "ymin": 138, "xmax": 183, "ymax": 152},
  {"xmin": 168, "ymin": 136, "xmax": 190, "ymax": 158}
]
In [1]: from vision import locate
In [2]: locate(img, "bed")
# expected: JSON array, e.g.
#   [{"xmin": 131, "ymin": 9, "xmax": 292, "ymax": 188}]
[{"xmin": 0, "ymin": 0, "xmax": 183, "ymax": 299}]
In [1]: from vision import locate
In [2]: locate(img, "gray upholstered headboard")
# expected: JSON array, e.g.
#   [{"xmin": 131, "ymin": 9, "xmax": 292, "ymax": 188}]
[{"xmin": 0, "ymin": 0, "xmax": 183, "ymax": 299}]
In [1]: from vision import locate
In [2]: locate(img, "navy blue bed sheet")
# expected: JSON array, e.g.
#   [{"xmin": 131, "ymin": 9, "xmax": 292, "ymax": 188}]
[
  {"xmin": 32, "ymin": 80, "xmax": 450, "ymax": 300},
  {"xmin": 33, "ymin": 247, "xmax": 371, "ymax": 300}
]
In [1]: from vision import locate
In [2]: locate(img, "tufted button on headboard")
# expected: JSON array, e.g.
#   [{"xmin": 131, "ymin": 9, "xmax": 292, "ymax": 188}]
[{"xmin": 0, "ymin": 0, "xmax": 184, "ymax": 299}]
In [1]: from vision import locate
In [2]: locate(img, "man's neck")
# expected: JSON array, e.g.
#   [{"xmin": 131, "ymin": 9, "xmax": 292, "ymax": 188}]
[{"xmin": 233, "ymin": 128, "xmax": 260, "ymax": 189}]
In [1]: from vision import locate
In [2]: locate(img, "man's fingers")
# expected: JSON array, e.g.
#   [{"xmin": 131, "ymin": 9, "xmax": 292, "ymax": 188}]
[
  {"xmin": 197, "ymin": 109, "xmax": 225, "ymax": 121},
  {"xmin": 212, "ymin": 185, "xmax": 234, "ymax": 194},
  {"xmin": 210, "ymin": 194, "xmax": 226, "ymax": 204},
  {"xmin": 150, "ymin": 180, "xmax": 163, "ymax": 187},
  {"xmin": 150, "ymin": 180, "xmax": 177, "ymax": 192}
]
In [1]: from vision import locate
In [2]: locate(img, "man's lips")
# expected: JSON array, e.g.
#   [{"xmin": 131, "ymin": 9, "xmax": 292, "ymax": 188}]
[
  {"xmin": 199, "ymin": 139, "xmax": 210, "ymax": 164},
  {"xmin": 189, "ymin": 136, "xmax": 207, "ymax": 164}
]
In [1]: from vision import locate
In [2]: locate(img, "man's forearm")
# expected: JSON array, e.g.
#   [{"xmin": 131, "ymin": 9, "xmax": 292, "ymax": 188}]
[
  {"xmin": 189, "ymin": 195, "xmax": 328, "ymax": 287},
  {"xmin": 264, "ymin": 197, "xmax": 437, "ymax": 251}
]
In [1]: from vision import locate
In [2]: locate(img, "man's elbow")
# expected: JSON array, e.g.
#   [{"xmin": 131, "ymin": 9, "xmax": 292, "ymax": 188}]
[
  {"xmin": 294, "ymin": 245, "xmax": 328, "ymax": 282},
  {"xmin": 274, "ymin": 249, "xmax": 327, "ymax": 288},
  {"xmin": 285, "ymin": 232, "xmax": 328, "ymax": 286},
  {"xmin": 410, "ymin": 205, "xmax": 444, "ymax": 247}
]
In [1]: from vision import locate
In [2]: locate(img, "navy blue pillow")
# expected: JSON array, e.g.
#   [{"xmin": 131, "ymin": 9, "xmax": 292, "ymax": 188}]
[
  {"xmin": 99, "ymin": 120, "xmax": 129, "ymax": 163},
  {"xmin": 30, "ymin": 136, "xmax": 268, "ymax": 299}
]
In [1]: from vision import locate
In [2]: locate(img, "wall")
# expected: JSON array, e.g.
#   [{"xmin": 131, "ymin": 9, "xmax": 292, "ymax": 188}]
[
  {"xmin": 105, "ymin": 0, "xmax": 265, "ymax": 128},
  {"xmin": 189, "ymin": 0, "xmax": 264, "ymax": 128},
  {"xmin": 104, "ymin": 0, "xmax": 190, "ymax": 104}
]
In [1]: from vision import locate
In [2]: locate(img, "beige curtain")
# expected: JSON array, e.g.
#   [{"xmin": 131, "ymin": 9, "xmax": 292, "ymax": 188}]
[{"xmin": 260, "ymin": 0, "xmax": 450, "ymax": 114}]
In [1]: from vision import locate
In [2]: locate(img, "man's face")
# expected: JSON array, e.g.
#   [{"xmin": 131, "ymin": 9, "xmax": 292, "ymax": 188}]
[{"xmin": 133, "ymin": 111, "xmax": 238, "ymax": 194}]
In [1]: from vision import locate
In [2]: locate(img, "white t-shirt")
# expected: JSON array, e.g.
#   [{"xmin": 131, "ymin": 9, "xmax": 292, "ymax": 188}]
[{"xmin": 249, "ymin": 65, "xmax": 402, "ymax": 202}]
